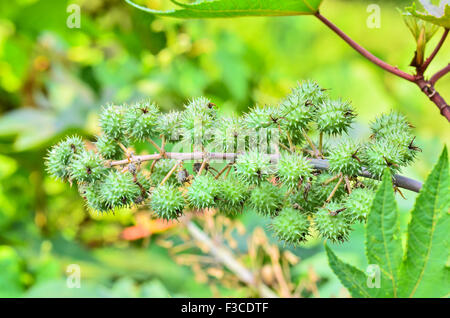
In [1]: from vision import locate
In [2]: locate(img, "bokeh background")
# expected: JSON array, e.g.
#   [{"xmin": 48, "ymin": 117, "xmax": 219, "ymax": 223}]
[{"xmin": 0, "ymin": 0, "xmax": 448, "ymax": 297}]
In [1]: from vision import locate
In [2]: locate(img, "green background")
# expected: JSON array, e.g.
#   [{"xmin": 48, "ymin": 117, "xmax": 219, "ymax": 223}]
[{"xmin": 0, "ymin": 0, "xmax": 448, "ymax": 297}]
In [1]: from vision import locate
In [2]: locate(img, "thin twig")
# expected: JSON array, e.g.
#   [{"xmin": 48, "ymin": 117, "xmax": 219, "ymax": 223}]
[
  {"xmin": 319, "ymin": 132, "xmax": 323, "ymax": 156},
  {"xmin": 430, "ymin": 64, "xmax": 450, "ymax": 86},
  {"xmin": 160, "ymin": 160, "xmax": 181, "ymax": 186},
  {"xmin": 197, "ymin": 159, "xmax": 209, "ymax": 176},
  {"xmin": 326, "ymin": 174, "xmax": 343, "ymax": 203},
  {"xmin": 302, "ymin": 129, "xmax": 319, "ymax": 157},
  {"xmin": 185, "ymin": 220, "xmax": 278, "ymax": 298},
  {"xmin": 344, "ymin": 176, "xmax": 352, "ymax": 194},
  {"xmin": 215, "ymin": 163, "xmax": 232, "ymax": 180},
  {"xmin": 148, "ymin": 138, "xmax": 165, "ymax": 155}
]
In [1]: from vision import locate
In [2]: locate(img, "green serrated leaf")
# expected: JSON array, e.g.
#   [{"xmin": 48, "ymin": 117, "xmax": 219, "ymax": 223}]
[
  {"xmin": 125, "ymin": 0, "xmax": 323, "ymax": 18},
  {"xmin": 325, "ymin": 244, "xmax": 373, "ymax": 298},
  {"xmin": 365, "ymin": 169, "xmax": 403, "ymax": 298},
  {"xmin": 406, "ymin": 1, "xmax": 450, "ymax": 28},
  {"xmin": 398, "ymin": 147, "xmax": 450, "ymax": 298}
]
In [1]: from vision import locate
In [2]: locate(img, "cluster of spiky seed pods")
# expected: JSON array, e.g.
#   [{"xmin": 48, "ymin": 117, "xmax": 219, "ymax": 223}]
[{"xmin": 45, "ymin": 80, "xmax": 419, "ymax": 245}]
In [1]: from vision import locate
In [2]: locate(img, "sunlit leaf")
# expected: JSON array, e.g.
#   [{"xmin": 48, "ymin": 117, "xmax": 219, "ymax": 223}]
[{"xmin": 125, "ymin": 0, "xmax": 323, "ymax": 18}]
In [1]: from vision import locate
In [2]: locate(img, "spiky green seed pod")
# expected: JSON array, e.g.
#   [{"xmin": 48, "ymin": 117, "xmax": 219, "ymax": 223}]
[
  {"xmin": 316, "ymin": 99, "xmax": 355, "ymax": 135},
  {"xmin": 370, "ymin": 111, "xmax": 412, "ymax": 139},
  {"xmin": 315, "ymin": 202, "xmax": 352, "ymax": 243},
  {"xmin": 362, "ymin": 139, "xmax": 404, "ymax": 178},
  {"xmin": 99, "ymin": 104, "xmax": 126, "ymax": 140},
  {"xmin": 95, "ymin": 134, "xmax": 124, "ymax": 160},
  {"xmin": 297, "ymin": 80, "xmax": 327, "ymax": 108},
  {"xmin": 214, "ymin": 116, "xmax": 244, "ymax": 152},
  {"xmin": 343, "ymin": 188, "xmax": 374, "ymax": 223},
  {"xmin": 234, "ymin": 151, "xmax": 273, "ymax": 185},
  {"xmin": 79, "ymin": 182, "xmax": 109, "ymax": 212},
  {"xmin": 182, "ymin": 97, "xmax": 217, "ymax": 145},
  {"xmin": 271, "ymin": 207, "xmax": 310, "ymax": 245},
  {"xmin": 150, "ymin": 159, "xmax": 179, "ymax": 185},
  {"xmin": 45, "ymin": 136, "xmax": 85, "ymax": 180},
  {"xmin": 123, "ymin": 100, "xmax": 159, "ymax": 141},
  {"xmin": 244, "ymin": 105, "xmax": 279, "ymax": 130},
  {"xmin": 216, "ymin": 176, "xmax": 249, "ymax": 215},
  {"xmin": 187, "ymin": 174, "xmax": 219, "ymax": 209},
  {"xmin": 379, "ymin": 130, "xmax": 419, "ymax": 166},
  {"xmin": 328, "ymin": 139, "xmax": 362, "ymax": 176},
  {"xmin": 279, "ymin": 85, "xmax": 315, "ymax": 131},
  {"xmin": 277, "ymin": 152, "xmax": 312, "ymax": 188},
  {"xmin": 157, "ymin": 111, "xmax": 182, "ymax": 142},
  {"xmin": 70, "ymin": 150, "xmax": 107, "ymax": 183},
  {"xmin": 151, "ymin": 184, "xmax": 185, "ymax": 220},
  {"xmin": 248, "ymin": 182, "xmax": 283, "ymax": 217},
  {"xmin": 100, "ymin": 170, "xmax": 142, "ymax": 209}
]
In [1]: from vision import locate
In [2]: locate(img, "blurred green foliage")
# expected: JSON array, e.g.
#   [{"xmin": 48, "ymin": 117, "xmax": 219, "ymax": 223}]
[{"xmin": 0, "ymin": 0, "xmax": 448, "ymax": 297}]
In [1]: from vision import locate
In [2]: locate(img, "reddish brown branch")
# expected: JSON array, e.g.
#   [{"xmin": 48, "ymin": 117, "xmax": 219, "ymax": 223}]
[
  {"xmin": 421, "ymin": 28, "xmax": 449, "ymax": 72},
  {"xmin": 430, "ymin": 64, "xmax": 450, "ymax": 85},
  {"xmin": 314, "ymin": 13, "xmax": 450, "ymax": 122},
  {"xmin": 314, "ymin": 12, "xmax": 415, "ymax": 82}
]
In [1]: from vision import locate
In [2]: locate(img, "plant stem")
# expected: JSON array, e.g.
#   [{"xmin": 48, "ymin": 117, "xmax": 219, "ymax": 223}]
[
  {"xmin": 319, "ymin": 132, "xmax": 323, "ymax": 156},
  {"xmin": 215, "ymin": 163, "xmax": 232, "ymax": 180},
  {"xmin": 314, "ymin": 12, "xmax": 415, "ymax": 81},
  {"xmin": 430, "ymin": 64, "xmax": 450, "ymax": 85},
  {"xmin": 421, "ymin": 28, "xmax": 449, "ymax": 72},
  {"xmin": 302, "ymin": 129, "xmax": 319, "ymax": 157},
  {"xmin": 160, "ymin": 160, "xmax": 181, "ymax": 186},
  {"xmin": 344, "ymin": 176, "xmax": 352, "ymax": 194},
  {"xmin": 197, "ymin": 159, "xmax": 208, "ymax": 176},
  {"xmin": 148, "ymin": 138, "xmax": 165, "ymax": 155},
  {"xmin": 109, "ymin": 152, "xmax": 423, "ymax": 193},
  {"xmin": 326, "ymin": 174, "xmax": 343, "ymax": 203},
  {"xmin": 314, "ymin": 13, "xmax": 450, "ymax": 121},
  {"xmin": 185, "ymin": 220, "xmax": 278, "ymax": 298}
]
